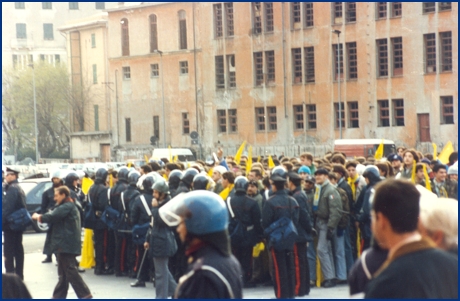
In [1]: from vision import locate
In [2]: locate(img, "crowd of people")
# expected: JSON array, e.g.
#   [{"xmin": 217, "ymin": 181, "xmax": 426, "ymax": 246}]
[{"xmin": 2, "ymin": 145, "xmax": 458, "ymax": 299}]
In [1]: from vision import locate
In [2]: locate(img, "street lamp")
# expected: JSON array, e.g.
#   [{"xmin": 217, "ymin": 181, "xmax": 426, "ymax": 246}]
[
  {"xmin": 332, "ymin": 29, "xmax": 342, "ymax": 139},
  {"xmin": 154, "ymin": 49, "xmax": 166, "ymax": 148},
  {"xmin": 28, "ymin": 63, "xmax": 40, "ymax": 164}
]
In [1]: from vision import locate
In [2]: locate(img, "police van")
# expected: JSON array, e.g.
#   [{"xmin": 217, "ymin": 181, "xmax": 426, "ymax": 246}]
[{"xmin": 150, "ymin": 148, "xmax": 196, "ymax": 167}]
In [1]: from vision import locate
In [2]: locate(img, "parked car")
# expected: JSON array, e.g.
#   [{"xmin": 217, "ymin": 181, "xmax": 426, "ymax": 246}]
[{"xmin": 18, "ymin": 178, "xmax": 53, "ymax": 233}]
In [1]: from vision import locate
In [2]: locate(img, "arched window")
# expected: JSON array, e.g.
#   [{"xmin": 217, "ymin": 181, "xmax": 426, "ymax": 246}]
[
  {"xmin": 178, "ymin": 10, "xmax": 187, "ymax": 50},
  {"xmin": 149, "ymin": 14, "xmax": 158, "ymax": 53},
  {"xmin": 121, "ymin": 18, "xmax": 129, "ymax": 56}
]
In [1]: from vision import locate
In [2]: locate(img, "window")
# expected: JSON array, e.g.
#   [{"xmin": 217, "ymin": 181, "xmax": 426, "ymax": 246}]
[
  {"xmin": 334, "ymin": 103, "xmax": 345, "ymax": 129},
  {"xmin": 333, "ymin": 2, "xmax": 343, "ymax": 24},
  {"xmin": 94, "ymin": 105, "xmax": 99, "ymax": 131},
  {"xmin": 253, "ymin": 3, "xmax": 262, "ymax": 34},
  {"xmin": 225, "ymin": 3, "xmax": 234, "ymax": 37},
  {"xmin": 304, "ymin": 2, "xmax": 314, "ymax": 27},
  {"xmin": 255, "ymin": 107, "xmax": 265, "ymax": 131},
  {"xmin": 333, "ymin": 44, "xmax": 344, "ymax": 80},
  {"xmin": 150, "ymin": 64, "xmax": 159, "ymax": 77},
  {"xmin": 91, "ymin": 33, "xmax": 96, "ymax": 48},
  {"xmin": 440, "ymin": 31, "xmax": 452, "ymax": 72},
  {"xmin": 348, "ymin": 102, "xmax": 359, "ymax": 128},
  {"xmin": 92, "ymin": 64, "xmax": 97, "ymax": 84},
  {"xmin": 392, "ymin": 99, "xmax": 404, "ymax": 126},
  {"xmin": 292, "ymin": 48, "xmax": 302, "ymax": 83},
  {"xmin": 215, "ymin": 56, "xmax": 225, "ymax": 89},
  {"xmin": 345, "ymin": 2, "xmax": 356, "ymax": 23},
  {"xmin": 347, "ymin": 42, "xmax": 357, "ymax": 79},
  {"xmin": 378, "ymin": 100, "xmax": 390, "ymax": 127},
  {"xmin": 55, "ymin": 54, "xmax": 60, "ymax": 63},
  {"xmin": 95, "ymin": 2, "xmax": 105, "ymax": 9},
  {"xmin": 292, "ymin": 2, "xmax": 301, "ymax": 28},
  {"xmin": 69, "ymin": 2, "xmax": 78, "ymax": 10},
  {"xmin": 153, "ymin": 116, "xmax": 160, "ymax": 140},
  {"xmin": 12, "ymin": 54, "xmax": 32, "ymax": 70},
  {"xmin": 228, "ymin": 109, "xmax": 237, "ymax": 133},
  {"xmin": 122, "ymin": 66, "xmax": 130, "ymax": 80},
  {"xmin": 42, "ymin": 2, "xmax": 52, "ymax": 9},
  {"xmin": 424, "ymin": 33, "xmax": 436, "ymax": 73},
  {"xmin": 376, "ymin": 2, "xmax": 387, "ymax": 19},
  {"xmin": 178, "ymin": 10, "xmax": 187, "ymax": 50},
  {"xmin": 391, "ymin": 2, "xmax": 401, "ymax": 17},
  {"xmin": 182, "ymin": 113, "xmax": 190, "ymax": 134},
  {"xmin": 266, "ymin": 51, "xmax": 275, "ymax": 84},
  {"xmin": 293, "ymin": 105, "xmax": 304, "ymax": 130},
  {"xmin": 423, "ymin": 3, "xmax": 435, "ymax": 13},
  {"xmin": 16, "ymin": 23, "xmax": 26, "ymax": 39},
  {"xmin": 265, "ymin": 2, "xmax": 274, "ymax": 32},
  {"xmin": 214, "ymin": 4, "xmax": 223, "ymax": 38},
  {"xmin": 227, "ymin": 55, "xmax": 236, "ymax": 88},
  {"xmin": 40, "ymin": 54, "xmax": 57, "ymax": 64},
  {"xmin": 268, "ymin": 106, "xmax": 277, "ymax": 131},
  {"xmin": 439, "ymin": 2, "xmax": 452, "ymax": 11},
  {"xmin": 15, "ymin": 2, "xmax": 25, "ymax": 9},
  {"xmin": 253, "ymin": 3, "xmax": 274, "ymax": 34},
  {"xmin": 441, "ymin": 96, "xmax": 454, "ymax": 124},
  {"xmin": 305, "ymin": 47, "xmax": 315, "ymax": 83},
  {"xmin": 43, "ymin": 23, "xmax": 54, "ymax": 40},
  {"xmin": 125, "ymin": 118, "xmax": 131, "ymax": 142},
  {"xmin": 180, "ymin": 61, "xmax": 188, "ymax": 75},
  {"xmin": 377, "ymin": 39, "xmax": 388, "ymax": 77},
  {"xmin": 149, "ymin": 14, "xmax": 158, "ymax": 53},
  {"xmin": 217, "ymin": 110, "xmax": 227, "ymax": 133},
  {"xmin": 306, "ymin": 104, "xmax": 317, "ymax": 129},
  {"xmin": 391, "ymin": 37, "xmax": 403, "ymax": 76},
  {"xmin": 121, "ymin": 18, "xmax": 129, "ymax": 56},
  {"xmin": 254, "ymin": 52, "xmax": 264, "ymax": 86}
]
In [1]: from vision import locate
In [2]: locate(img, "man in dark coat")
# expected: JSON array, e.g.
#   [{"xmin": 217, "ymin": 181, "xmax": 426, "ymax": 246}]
[
  {"xmin": 124, "ymin": 170, "xmax": 141, "ymax": 278},
  {"xmin": 32, "ymin": 186, "xmax": 92, "ymax": 299},
  {"xmin": 364, "ymin": 179, "xmax": 458, "ymax": 299},
  {"xmin": 2, "ymin": 167, "xmax": 27, "ymax": 280}
]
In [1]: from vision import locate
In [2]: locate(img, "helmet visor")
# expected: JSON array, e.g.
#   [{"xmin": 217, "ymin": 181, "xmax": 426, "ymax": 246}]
[{"xmin": 159, "ymin": 193, "xmax": 190, "ymax": 227}]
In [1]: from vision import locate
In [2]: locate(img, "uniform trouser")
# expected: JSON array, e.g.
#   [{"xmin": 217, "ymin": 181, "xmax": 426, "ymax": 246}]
[
  {"xmin": 293, "ymin": 243, "xmax": 310, "ymax": 296},
  {"xmin": 270, "ymin": 248, "xmax": 295, "ymax": 299},
  {"xmin": 251, "ymin": 246, "xmax": 271, "ymax": 283},
  {"xmin": 152, "ymin": 257, "xmax": 177, "ymax": 299},
  {"xmin": 93, "ymin": 228, "xmax": 115, "ymax": 271},
  {"xmin": 127, "ymin": 235, "xmax": 137, "ymax": 276},
  {"xmin": 52, "ymin": 253, "xmax": 92, "ymax": 299},
  {"xmin": 332, "ymin": 231, "xmax": 346, "ymax": 281},
  {"xmin": 343, "ymin": 224, "xmax": 355, "ymax": 274},
  {"xmin": 114, "ymin": 235, "xmax": 128, "ymax": 274},
  {"xmin": 316, "ymin": 219, "xmax": 335, "ymax": 281},
  {"xmin": 307, "ymin": 238, "xmax": 317, "ymax": 281},
  {"xmin": 232, "ymin": 246, "xmax": 253, "ymax": 284},
  {"xmin": 3, "ymin": 229, "xmax": 24, "ymax": 280},
  {"xmin": 135, "ymin": 245, "xmax": 150, "ymax": 282}
]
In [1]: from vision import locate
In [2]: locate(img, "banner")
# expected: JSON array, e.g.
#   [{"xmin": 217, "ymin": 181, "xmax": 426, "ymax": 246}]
[
  {"xmin": 234, "ymin": 141, "xmax": 246, "ymax": 165},
  {"xmin": 374, "ymin": 139, "xmax": 384, "ymax": 160},
  {"xmin": 438, "ymin": 141, "xmax": 454, "ymax": 164}
]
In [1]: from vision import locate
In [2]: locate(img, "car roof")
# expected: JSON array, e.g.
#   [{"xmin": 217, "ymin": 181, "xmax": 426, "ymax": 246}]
[{"xmin": 19, "ymin": 178, "xmax": 51, "ymax": 183}]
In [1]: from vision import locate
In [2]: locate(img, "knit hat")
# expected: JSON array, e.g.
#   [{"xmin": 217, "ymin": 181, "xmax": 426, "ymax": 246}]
[
  {"xmin": 298, "ymin": 165, "xmax": 311, "ymax": 175},
  {"xmin": 448, "ymin": 162, "xmax": 458, "ymax": 175},
  {"xmin": 213, "ymin": 165, "xmax": 228, "ymax": 175}
]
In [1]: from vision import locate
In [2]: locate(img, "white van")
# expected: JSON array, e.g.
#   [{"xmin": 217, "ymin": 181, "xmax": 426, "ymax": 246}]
[
  {"xmin": 334, "ymin": 139, "xmax": 396, "ymax": 159},
  {"xmin": 151, "ymin": 148, "xmax": 196, "ymax": 166}
]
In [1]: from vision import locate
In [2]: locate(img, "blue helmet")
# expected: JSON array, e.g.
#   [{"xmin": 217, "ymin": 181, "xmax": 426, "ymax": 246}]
[
  {"xmin": 192, "ymin": 174, "xmax": 209, "ymax": 191},
  {"xmin": 181, "ymin": 168, "xmax": 199, "ymax": 186},
  {"xmin": 159, "ymin": 190, "xmax": 228, "ymax": 235},
  {"xmin": 95, "ymin": 168, "xmax": 108, "ymax": 182},
  {"xmin": 270, "ymin": 166, "xmax": 287, "ymax": 182},
  {"xmin": 118, "ymin": 167, "xmax": 130, "ymax": 182},
  {"xmin": 234, "ymin": 176, "xmax": 249, "ymax": 193},
  {"xmin": 65, "ymin": 172, "xmax": 79, "ymax": 187},
  {"xmin": 168, "ymin": 170, "xmax": 183, "ymax": 188},
  {"xmin": 128, "ymin": 170, "xmax": 141, "ymax": 186}
]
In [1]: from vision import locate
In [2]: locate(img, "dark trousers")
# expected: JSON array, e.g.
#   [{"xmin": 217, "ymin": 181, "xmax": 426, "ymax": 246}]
[
  {"xmin": 52, "ymin": 253, "xmax": 92, "ymax": 299},
  {"xmin": 293, "ymin": 243, "xmax": 310, "ymax": 297},
  {"xmin": 232, "ymin": 246, "xmax": 253, "ymax": 284},
  {"xmin": 93, "ymin": 228, "xmax": 115, "ymax": 271},
  {"xmin": 3, "ymin": 229, "xmax": 24, "ymax": 280},
  {"xmin": 127, "ymin": 236, "xmax": 137, "ymax": 277},
  {"xmin": 271, "ymin": 248, "xmax": 295, "ymax": 299},
  {"xmin": 135, "ymin": 245, "xmax": 150, "ymax": 282},
  {"xmin": 169, "ymin": 234, "xmax": 187, "ymax": 282},
  {"xmin": 251, "ymin": 246, "xmax": 271, "ymax": 284},
  {"xmin": 114, "ymin": 235, "xmax": 128, "ymax": 274}
]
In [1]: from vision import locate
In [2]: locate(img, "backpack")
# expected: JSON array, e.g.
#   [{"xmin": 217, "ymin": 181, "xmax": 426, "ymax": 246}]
[{"xmin": 336, "ymin": 186, "xmax": 350, "ymax": 230}]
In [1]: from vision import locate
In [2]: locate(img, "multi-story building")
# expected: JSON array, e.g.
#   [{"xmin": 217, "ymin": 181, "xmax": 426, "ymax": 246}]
[{"xmin": 81, "ymin": 2, "xmax": 457, "ymax": 161}]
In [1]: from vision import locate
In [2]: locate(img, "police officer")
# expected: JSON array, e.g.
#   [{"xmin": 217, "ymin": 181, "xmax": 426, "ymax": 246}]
[
  {"xmin": 227, "ymin": 176, "xmax": 263, "ymax": 288},
  {"xmin": 168, "ymin": 170, "xmax": 183, "ymax": 198},
  {"xmin": 192, "ymin": 173, "xmax": 209, "ymax": 191},
  {"xmin": 41, "ymin": 170, "xmax": 63, "ymax": 263},
  {"xmin": 2, "ymin": 167, "xmax": 26, "ymax": 280},
  {"xmin": 159, "ymin": 191, "xmax": 243, "ymax": 298},
  {"xmin": 175, "ymin": 168, "xmax": 198, "ymax": 195},
  {"xmin": 125, "ymin": 170, "xmax": 141, "ymax": 278},
  {"xmin": 262, "ymin": 166, "xmax": 300, "ymax": 299}
]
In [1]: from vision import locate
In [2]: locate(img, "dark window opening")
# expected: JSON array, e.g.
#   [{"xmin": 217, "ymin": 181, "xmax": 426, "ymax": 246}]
[
  {"xmin": 121, "ymin": 18, "xmax": 129, "ymax": 56},
  {"xmin": 215, "ymin": 56, "xmax": 225, "ymax": 89},
  {"xmin": 182, "ymin": 113, "xmax": 190, "ymax": 134},
  {"xmin": 334, "ymin": 103, "xmax": 345, "ymax": 129},
  {"xmin": 440, "ymin": 31, "xmax": 452, "ymax": 72},
  {"xmin": 179, "ymin": 10, "xmax": 187, "ymax": 50},
  {"xmin": 347, "ymin": 42, "xmax": 357, "ymax": 79},
  {"xmin": 294, "ymin": 105, "xmax": 304, "ymax": 130},
  {"xmin": 217, "ymin": 110, "xmax": 227, "ymax": 133},
  {"xmin": 150, "ymin": 14, "xmax": 158, "ymax": 53},
  {"xmin": 424, "ymin": 33, "xmax": 436, "ymax": 73},
  {"xmin": 125, "ymin": 118, "xmax": 131, "ymax": 142},
  {"xmin": 378, "ymin": 100, "xmax": 390, "ymax": 127},
  {"xmin": 292, "ymin": 48, "xmax": 302, "ymax": 83},
  {"xmin": 392, "ymin": 37, "xmax": 403, "ymax": 76},
  {"xmin": 348, "ymin": 102, "xmax": 359, "ymax": 128},
  {"xmin": 305, "ymin": 46, "xmax": 315, "ymax": 83},
  {"xmin": 333, "ymin": 44, "xmax": 344, "ymax": 80},
  {"xmin": 306, "ymin": 105, "xmax": 317, "ymax": 129},
  {"xmin": 255, "ymin": 107, "xmax": 265, "ymax": 131},
  {"xmin": 214, "ymin": 4, "xmax": 223, "ymax": 38},
  {"xmin": 228, "ymin": 109, "xmax": 237, "ymax": 133},
  {"xmin": 377, "ymin": 38, "xmax": 388, "ymax": 77},
  {"xmin": 304, "ymin": 2, "xmax": 314, "ymax": 27},
  {"xmin": 268, "ymin": 106, "xmax": 277, "ymax": 131},
  {"xmin": 441, "ymin": 96, "xmax": 454, "ymax": 124},
  {"xmin": 393, "ymin": 99, "xmax": 404, "ymax": 126}
]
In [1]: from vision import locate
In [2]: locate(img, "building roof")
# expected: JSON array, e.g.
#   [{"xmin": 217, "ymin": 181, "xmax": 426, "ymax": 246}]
[
  {"xmin": 104, "ymin": 2, "xmax": 171, "ymax": 13},
  {"xmin": 58, "ymin": 12, "xmax": 108, "ymax": 32}
]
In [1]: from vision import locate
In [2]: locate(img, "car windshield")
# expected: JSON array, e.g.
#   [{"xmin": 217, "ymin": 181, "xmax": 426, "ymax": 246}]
[{"xmin": 18, "ymin": 182, "xmax": 37, "ymax": 195}]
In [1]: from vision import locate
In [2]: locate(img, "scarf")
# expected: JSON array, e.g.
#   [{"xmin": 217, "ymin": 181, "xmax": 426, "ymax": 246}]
[
  {"xmin": 410, "ymin": 160, "xmax": 417, "ymax": 184},
  {"xmin": 433, "ymin": 179, "xmax": 448, "ymax": 198},
  {"xmin": 313, "ymin": 180, "xmax": 329, "ymax": 211},
  {"xmin": 422, "ymin": 164, "xmax": 431, "ymax": 191},
  {"xmin": 219, "ymin": 184, "xmax": 234, "ymax": 201},
  {"xmin": 348, "ymin": 174, "xmax": 359, "ymax": 201}
]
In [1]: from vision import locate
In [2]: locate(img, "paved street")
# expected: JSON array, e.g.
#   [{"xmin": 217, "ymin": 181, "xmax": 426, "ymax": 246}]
[{"xmin": 3, "ymin": 232, "xmax": 350, "ymax": 299}]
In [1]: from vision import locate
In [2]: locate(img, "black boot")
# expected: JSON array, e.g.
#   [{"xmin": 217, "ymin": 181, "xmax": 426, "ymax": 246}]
[
  {"xmin": 42, "ymin": 255, "xmax": 52, "ymax": 263},
  {"xmin": 130, "ymin": 280, "xmax": 146, "ymax": 287}
]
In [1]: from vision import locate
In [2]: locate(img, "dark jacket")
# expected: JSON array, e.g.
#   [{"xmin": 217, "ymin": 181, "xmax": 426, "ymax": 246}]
[
  {"xmin": 40, "ymin": 186, "xmax": 57, "ymax": 214},
  {"xmin": 41, "ymin": 198, "xmax": 81, "ymax": 255},
  {"xmin": 314, "ymin": 181, "xmax": 342, "ymax": 230},
  {"xmin": 304, "ymin": 187, "xmax": 315, "ymax": 217},
  {"xmin": 338, "ymin": 178, "xmax": 353, "ymax": 213},
  {"xmin": 175, "ymin": 182, "xmax": 190, "ymax": 195},
  {"xmin": 175, "ymin": 244, "xmax": 243, "ymax": 299},
  {"xmin": 358, "ymin": 174, "xmax": 381, "ymax": 240},
  {"xmin": 290, "ymin": 186, "xmax": 313, "ymax": 243},
  {"xmin": 146, "ymin": 195, "xmax": 177, "ymax": 258},
  {"xmin": 130, "ymin": 192, "xmax": 153, "ymax": 226},
  {"xmin": 227, "ymin": 192, "xmax": 263, "ymax": 246},
  {"xmin": 110, "ymin": 181, "xmax": 128, "ymax": 213},
  {"xmin": 2, "ymin": 179, "xmax": 26, "ymax": 229},
  {"xmin": 124, "ymin": 186, "xmax": 141, "ymax": 224},
  {"xmin": 431, "ymin": 178, "xmax": 458, "ymax": 200},
  {"xmin": 87, "ymin": 182, "xmax": 109, "ymax": 229},
  {"xmin": 262, "ymin": 189, "xmax": 300, "ymax": 249}
]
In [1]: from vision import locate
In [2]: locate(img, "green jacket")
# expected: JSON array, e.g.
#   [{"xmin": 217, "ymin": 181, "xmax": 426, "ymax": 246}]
[
  {"xmin": 41, "ymin": 199, "xmax": 81, "ymax": 255},
  {"xmin": 314, "ymin": 182, "xmax": 342, "ymax": 229}
]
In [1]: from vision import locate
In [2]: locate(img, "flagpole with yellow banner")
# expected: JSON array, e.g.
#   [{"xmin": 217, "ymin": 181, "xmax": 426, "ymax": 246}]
[
  {"xmin": 168, "ymin": 145, "xmax": 172, "ymax": 162},
  {"xmin": 144, "ymin": 155, "xmax": 149, "ymax": 164},
  {"xmin": 234, "ymin": 141, "xmax": 246, "ymax": 165},
  {"xmin": 268, "ymin": 155, "xmax": 275, "ymax": 169},
  {"xmin": 374, "ymin": 139, "xmax": 384, "ymax": 160},
  {"xmin": 438, "ymin": 141, "xmax": 454, "ymax": 164},
  {"xmin": 432, "ymin": 143, "xmax": 438, "ymax": 161}
]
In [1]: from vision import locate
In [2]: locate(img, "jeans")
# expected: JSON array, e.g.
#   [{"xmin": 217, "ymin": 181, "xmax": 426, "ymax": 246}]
[
  {"xmin": 332, "ymin": 230, "xmax": 346, "ymax": 281},
  {"xmin": 316, "ymin": 219, "xmax": 335, "ymax": 280},
  {"xmin": 307, "ymin": 240, "xmax": 317, "ymax": 281},
  {"xmin": 152, "ymin": 257, "xmax": 177, "ymax": 299},
  {"xmin": 343, "ymin": 224, "xmax": 355, "ymax": 275}
]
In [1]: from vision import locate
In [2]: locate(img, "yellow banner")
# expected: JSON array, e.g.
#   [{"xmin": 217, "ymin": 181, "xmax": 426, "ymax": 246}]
[
  {"xmin": 144, "ymin": 155, "xmax": 149, "ymax": 163},
  {"xmin": 234, "ymin": 141, "xmax": 246, "ymax": 165},
  {"xmin": 168, "ymin": 145, "xmax": 172, "ymax": 162},
  {"xmin": 374, "ymin": 139, "xmax": 384, "ymax": 160},
  {"xmin": 246, "ymin": 145, "xmax": 253, "ymax": 176},
  {"xmin": 109, "ymin": 174, "xmax": 113, "ymax": 188},
  {"xmin": 268, "ymin": 155, "xmax": 275, "ymax": 169},
  {"xmin": 80, "ymin": 229, "xmax": 95, "ymax": 269},
  {"xmin": 432, "ymin": 143, "xmax": 438, "ymax": 161},
  {"xmin": 438, "ymin": 141, "xmax": 454, "ymax": 164},
  {"xmin": 81, "ymin": 177, "xmax": 94, "ymax": 195}
]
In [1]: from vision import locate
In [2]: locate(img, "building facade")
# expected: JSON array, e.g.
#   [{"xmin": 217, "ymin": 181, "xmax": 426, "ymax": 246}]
[{"xmin": 98, "ymin": 2, "xmax": 457, "ymax": 160}]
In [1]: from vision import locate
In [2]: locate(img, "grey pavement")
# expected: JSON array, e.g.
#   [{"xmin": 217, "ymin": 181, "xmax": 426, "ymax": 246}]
[{"xmin": 3, "ymin": 232, "xmax": 351, "ymax": 299}]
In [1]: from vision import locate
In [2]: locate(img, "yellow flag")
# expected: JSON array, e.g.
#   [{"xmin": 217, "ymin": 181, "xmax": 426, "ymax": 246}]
[
  {"xmin": 410, "ymin": 160, "xmax": 417, "ymax": 184},
  {"xmin": 438, "ymin": 141, "xmax": 454, "ymax": 164},
  {"xmin": 80, "ymin": 229, "xmax": 95, "ymax": 269},
  {"xmin": 268, "ymin": 155, "xmax": 275, "ymax": 169},
  {"xmin": 252, "ymin": 242, "xmax": 265, "ymax": 257},
  {"xmin": 81, "ymin": 177, "xmax": 94, "ymax": 195},
  {"xmin": 168, "ymin": 145, "xmax": 172, "ymax": 162},
  {"xmin": 257, "ymin": 156, "xmax": 261, "ymax": 163},
  {"xmin": 173, "ymin": 155, "xmax": 178, "ymax": 163},
  {"xmin": 163, "ymin": 174, "xmax": 168, "ymax": 180},
  {"xmin": 246, "ymin": 146, "xmax": 253, "ymax": 176},
  {"xmin": 432, "ymin": 143, "xmax": 438, "ymax": 161},
  {"xmin": 144, "ymin": 155, "xmax": 149, "ymax": 163},
  {"xmin": 423, "ymin": 164, "xmax": 431, "ymax": 192},
  {"xmin": 127, "ymin": 162, "xmax": 132, "ymax": 168},
  {"xmin": 207, "ymin": 167, "xmax": 214, "ymax": 178},
  {"xmin": 109, "ymin": 174, "xmax": 114, "ymax": 188},
  {"xmin": 374, "ymin": 139, "xmax": 384, "ymax": 160},
  {"xmin": 219, "ymin": 184, "xmax": 234, "ymax": 201},
  {"xmin": 234, "ymin": 141, "xmax": 247, "ymax": 165}
]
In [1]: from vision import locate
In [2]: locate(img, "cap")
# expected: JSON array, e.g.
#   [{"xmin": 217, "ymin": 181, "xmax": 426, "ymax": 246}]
[
  {"xmin": 421, "ymin": 158, "xmax": 431, "ymax": 165},
  {"xmin": 387, "ymin": 154, "xmax": 403, "ymax": 162},
  {"xmin": 6, "ymin": 167, "xmax": 20, "ymax": 175},
  {"xmin": 304, "ymin": 175, "xmax": 315, "ymax": 183},
  {"xmin": 287, "ymin": 172, "xmax": 301, "ymax": 180},
  {"xmin": 314, "ymin": 168, "xmax": 329, "ymax": 176}
]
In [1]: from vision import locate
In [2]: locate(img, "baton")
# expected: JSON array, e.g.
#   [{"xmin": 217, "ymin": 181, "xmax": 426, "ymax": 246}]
[{"xmin": 136, "ymin": 248, "xmax": 148, "ymax": 280}]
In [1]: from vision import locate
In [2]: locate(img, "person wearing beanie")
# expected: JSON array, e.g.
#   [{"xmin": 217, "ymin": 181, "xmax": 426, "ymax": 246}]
[
  {"xmin": 447, "ymin": 161, "xmax": 458, "ymax": 182},
  {"xmin": 212, "ymin": 165, "xmax": 228, "ymax": 195},
  {"xmin": 298, "ymin": 165, "xmax": 311, "ymax": 180}
]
